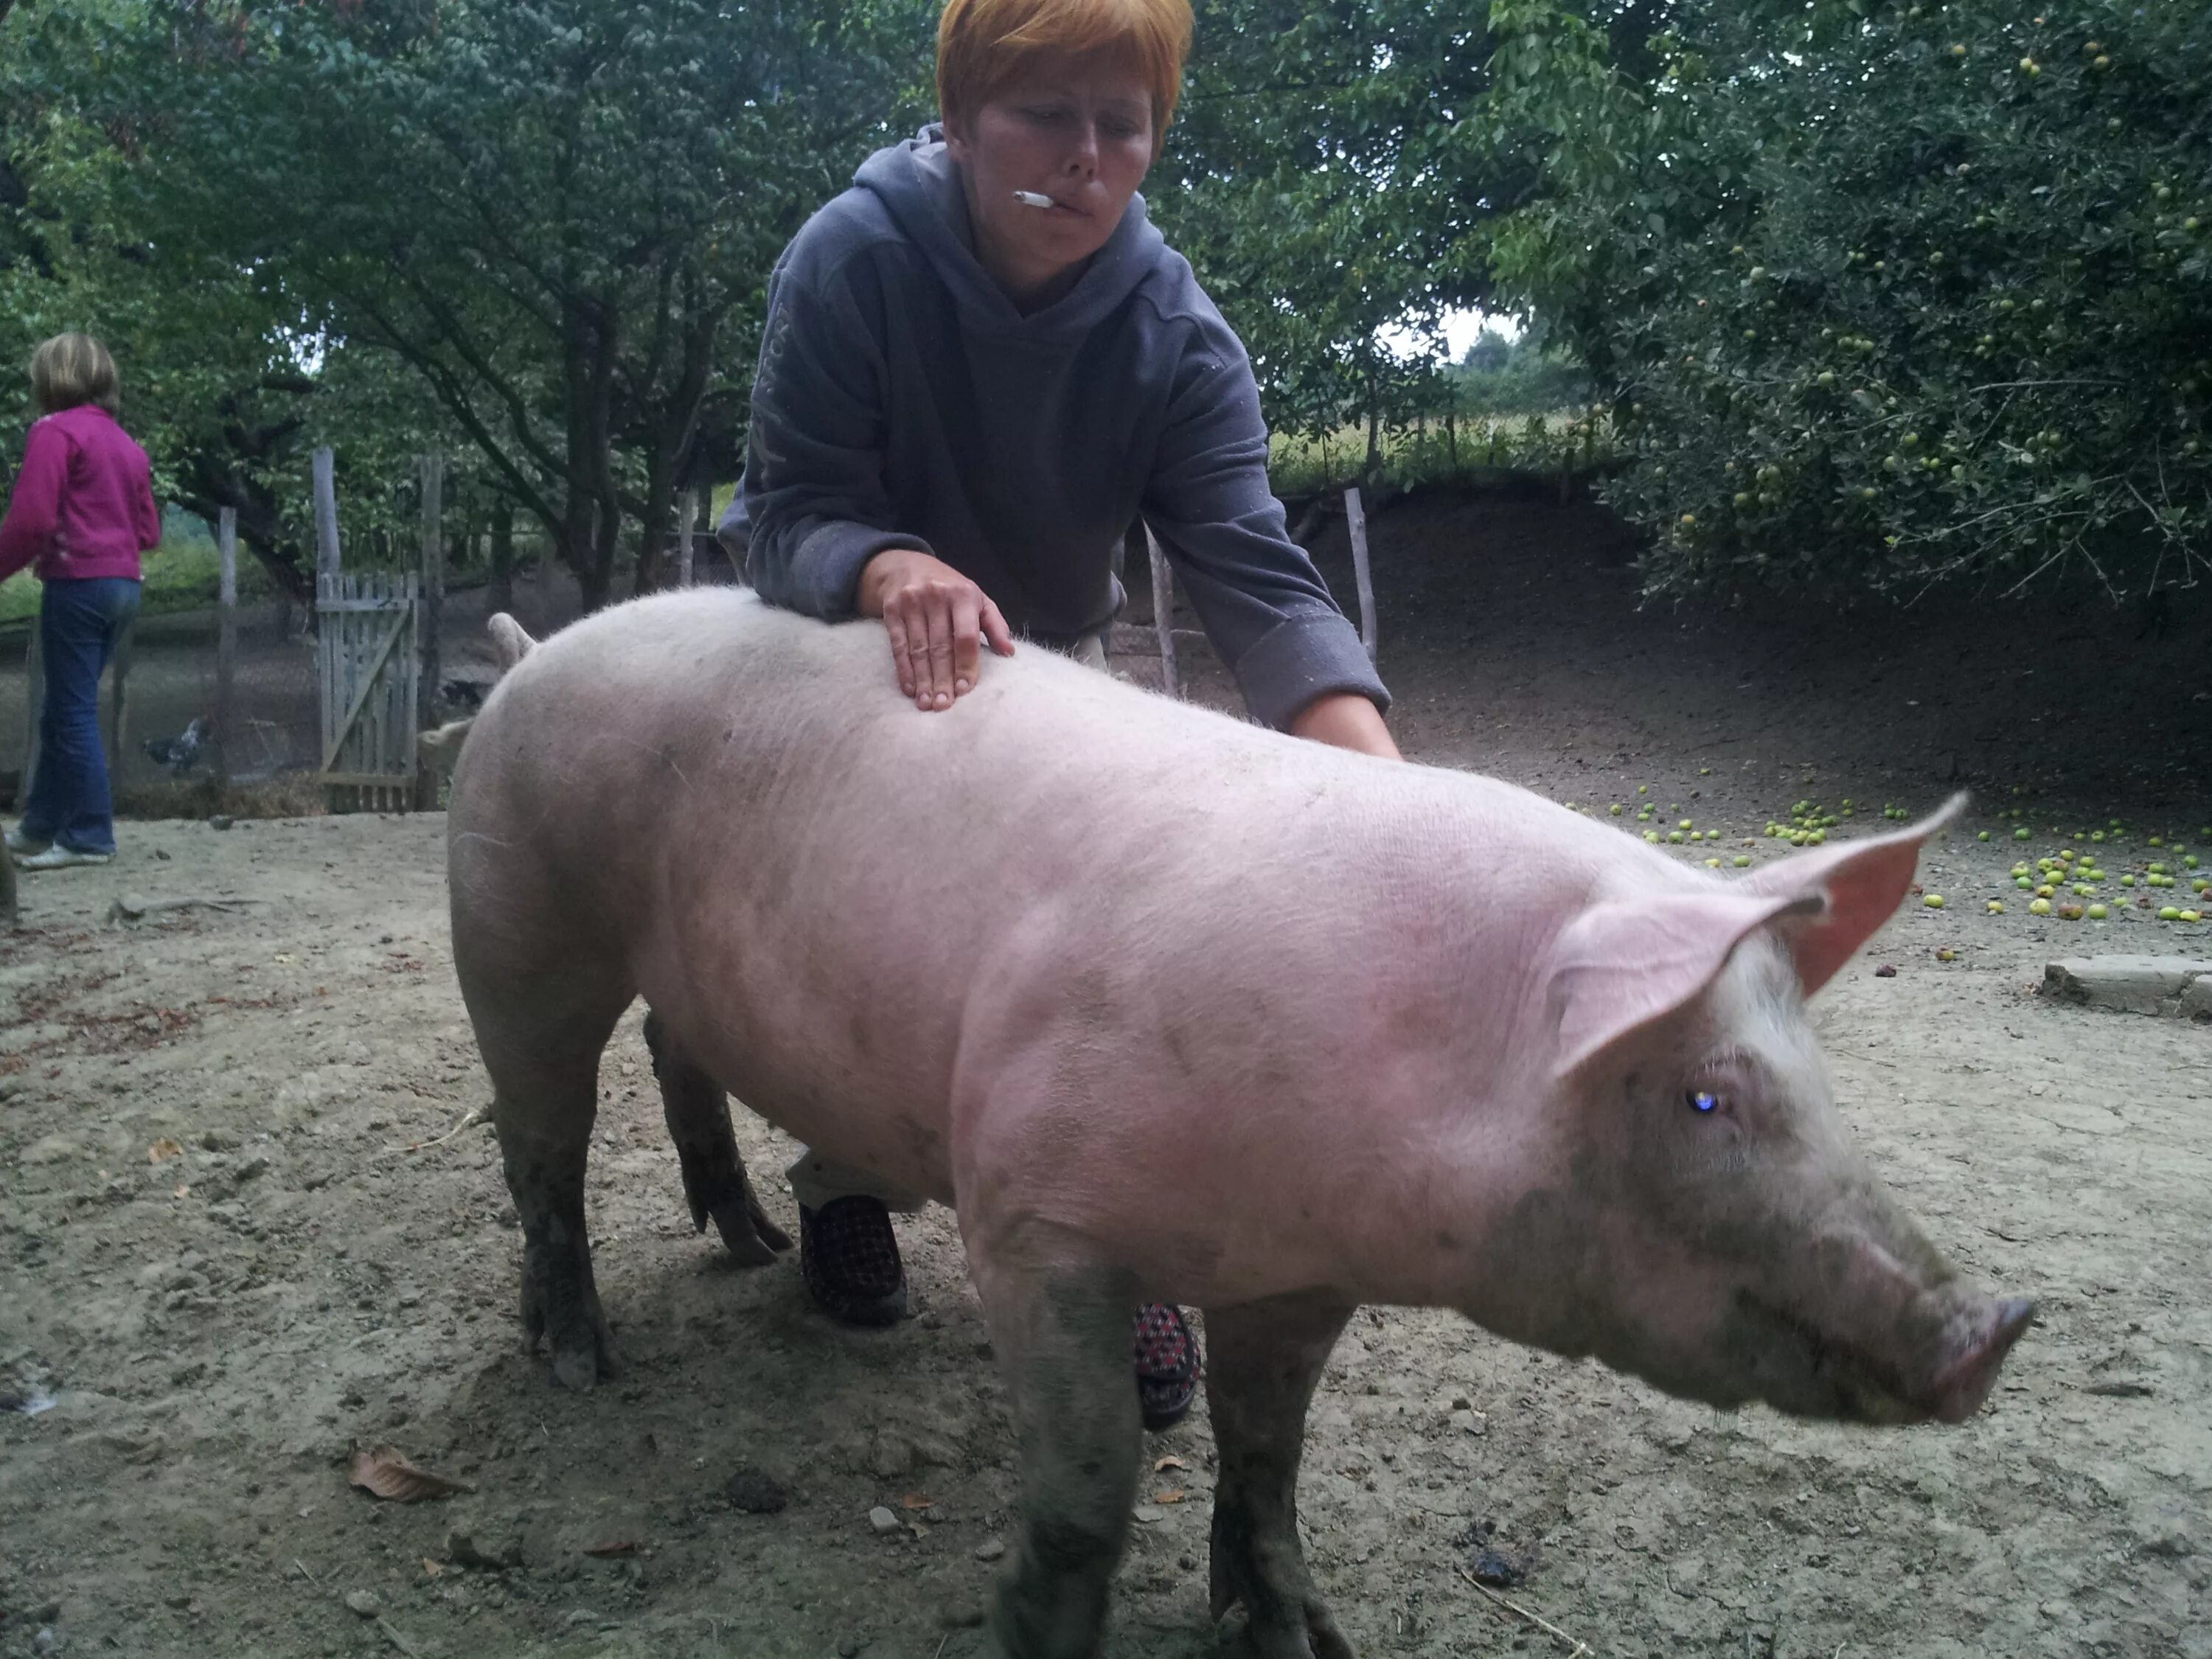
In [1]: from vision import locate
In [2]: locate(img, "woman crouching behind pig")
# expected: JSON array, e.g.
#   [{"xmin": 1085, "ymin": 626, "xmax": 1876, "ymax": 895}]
[
  {"xmin": 720, "ymin": 0, "xmax": 1398, "ymax": 1427},
  {"xmin": 2, "ymin": 333, "xmax": 159, "ymax": 871}
]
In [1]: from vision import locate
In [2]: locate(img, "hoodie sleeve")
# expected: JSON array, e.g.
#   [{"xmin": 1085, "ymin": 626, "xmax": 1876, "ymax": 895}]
[
  {"xmin": 1142, "ymin": 333, "xmax": 1389, "ymax": 731},
  {"xmin": 0, "ymin": 418, "xmax": 67, "ymax": 584},
  {"xmin": 738, "ymin": 259, "xmax": 936, "ymax": 619}
]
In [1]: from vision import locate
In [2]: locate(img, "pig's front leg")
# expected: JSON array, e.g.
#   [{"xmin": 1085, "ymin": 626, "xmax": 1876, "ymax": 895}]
[
  {"xmin": 642, "ymin": 1009, "xmax": 792, "ymax": 1265},
  {"xmin": 1206, "ymin": 1293, "xmax": 1357, "ymax": 1659},
  {"xmin": 972, "ymin": 1244, "xmax": 1144, "ymax": 1659}
]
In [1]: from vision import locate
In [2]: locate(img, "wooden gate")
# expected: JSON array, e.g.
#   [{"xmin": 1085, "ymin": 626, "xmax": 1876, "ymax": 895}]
[{"xmin": 317, "ymin": 571, "xmax": 420, "ymax": 811}]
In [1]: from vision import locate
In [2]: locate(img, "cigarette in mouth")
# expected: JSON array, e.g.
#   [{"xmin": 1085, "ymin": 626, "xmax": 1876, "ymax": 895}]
[{"xmin": 1012, "ymin": 190, "xmax": 1054, "ymax": 208}]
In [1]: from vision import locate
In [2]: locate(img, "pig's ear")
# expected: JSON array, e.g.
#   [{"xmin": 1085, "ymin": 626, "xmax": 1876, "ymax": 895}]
[
  {"xmin": 1548, "ymin": 891, "xmax": 1824, "ymax": 1079},
  {"xmin": 1734, "ymin": 793, "xmax": 1966, "ymax": 995}
]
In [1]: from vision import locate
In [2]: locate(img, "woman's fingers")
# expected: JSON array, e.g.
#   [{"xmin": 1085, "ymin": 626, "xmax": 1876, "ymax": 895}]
[
  {"xmin": 872, "ymin": 562, "xmax": 1013, "ymax": 710},
  {"xmin": 950, "ymin": 592, "xmax": 984, "ymax": 695},
  {"xmin": 922, "ymin": 598, "xmax": 956, "ymax": 709},
  {"xmin": 883, "ymin": 605, "xmax": 918, "ymax": 700}
]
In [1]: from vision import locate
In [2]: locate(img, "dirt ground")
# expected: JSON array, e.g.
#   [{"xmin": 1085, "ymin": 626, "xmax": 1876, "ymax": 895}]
[{"xmin": 2, "ymin": 495, "xmax": 2210, "ymax": 1659}]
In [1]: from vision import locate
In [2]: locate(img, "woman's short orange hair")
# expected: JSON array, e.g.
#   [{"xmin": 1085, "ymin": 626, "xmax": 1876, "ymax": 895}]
[{"xmin": 937, "ymin": 0, "xmax": 1194, "ymax": 142}]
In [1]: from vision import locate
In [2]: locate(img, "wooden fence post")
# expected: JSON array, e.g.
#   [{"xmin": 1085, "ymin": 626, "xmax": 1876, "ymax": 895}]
[
  {"xmin": 21, "ymin": 623, "xmax": 41, "ymax": 809},
  {"xmin": 417, "ymin": 453, "xmax": 444, "ymax": 721},
  {"xmin": 1144, "ymin": 524, "xmax": 1180, "ymax": 700},
  {"xmin": 313, "ymin": 445, "xmax": 341, "ymax": 579},
  {"xmin": 674, "ymin": 486, "xmax": 698, "ymax": 588},
  {"xmin": 414, "ymin": 456, "xmax": 444, "ymax": 809},
  {"xmin": 1344, "ymin": 486, "xmax": 1377, "ymax": 667},
  {"xmin": 216, "ymin": 507, "xmax": 237, "ymax": 788},
  {"xmin": 103, "ymin": 615, "xmax": 133, "ymax": 790}
]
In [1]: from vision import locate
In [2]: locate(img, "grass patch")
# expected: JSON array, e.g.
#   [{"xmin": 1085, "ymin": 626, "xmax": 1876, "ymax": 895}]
[
  {"xmin": 0, "ymin": 532, "xmax": 282, "ymax": 628},
  {"xmin": 1267, "ymin": 409, "xmax": 1615, "ymax": 498}
]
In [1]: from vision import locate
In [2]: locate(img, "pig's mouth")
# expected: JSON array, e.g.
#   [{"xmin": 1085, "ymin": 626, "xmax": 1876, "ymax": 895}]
[{"xmin": 1735, "ymin": 1294, "xmax": 2036, "ymax": 1425}]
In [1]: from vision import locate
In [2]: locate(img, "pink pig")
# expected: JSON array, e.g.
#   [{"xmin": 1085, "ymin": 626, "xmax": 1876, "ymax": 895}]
[{"xmin": 448, "ymin": 591, "xmax": 2031, "ymax": 1659}]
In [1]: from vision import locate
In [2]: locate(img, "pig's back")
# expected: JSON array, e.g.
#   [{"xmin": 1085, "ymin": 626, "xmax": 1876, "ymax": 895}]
[{"xmin": 449, "ymin": 589, "xmax": 1697, "ymax": 1194}]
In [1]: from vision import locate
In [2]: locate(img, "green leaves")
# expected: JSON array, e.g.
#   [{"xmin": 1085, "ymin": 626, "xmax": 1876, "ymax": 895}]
[{"xmin": 1488, "ymin": 0, "xmax": 2212, "ymax": 599}]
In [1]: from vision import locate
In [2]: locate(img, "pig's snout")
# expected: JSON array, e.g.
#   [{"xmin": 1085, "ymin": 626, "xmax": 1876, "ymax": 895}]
[
  {"xmin": 1927, "ymin": 1295, "xmax": 2036, "ymax": 1424},
  {"xmin": 1722, "ymin": 1268, "xmax": 2034, "ymax": 1426}
]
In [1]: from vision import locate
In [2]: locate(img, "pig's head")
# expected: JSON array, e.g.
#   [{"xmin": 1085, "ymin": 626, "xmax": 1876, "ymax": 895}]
[{"xmin": 1468, "ymin": 796, "xmax": 2032, "ymax": 1425}]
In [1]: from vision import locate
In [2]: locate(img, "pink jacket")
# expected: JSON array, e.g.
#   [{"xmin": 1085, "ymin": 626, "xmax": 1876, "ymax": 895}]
[{"xmin": 0, "ymin": 405, "xmax": 161, "ymax": 584}]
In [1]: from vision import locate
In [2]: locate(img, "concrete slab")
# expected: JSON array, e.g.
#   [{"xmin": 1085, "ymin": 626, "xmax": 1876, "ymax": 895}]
[{"xmin": 2043, "ymin": 956, "xmax": 2212, "ymax": 1019}]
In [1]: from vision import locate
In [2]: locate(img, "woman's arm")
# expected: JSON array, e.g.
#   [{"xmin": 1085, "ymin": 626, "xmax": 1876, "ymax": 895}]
[
  {"xmin": 132, "ymin": 448, "xmax": 161, "ymax": 554},
  {"xmin": 742, "ymin": 259, "xmax": 936, "ymax": 620},
  {"xmin": 1141, "ymin": 335, "xmax": 1393, "ymax": 737},
  {"xmin": 0, "ymin": 421, "xmax": 66, "ymax": 584},
  {"xmin": 1289, "ymin": 689, "xmax": 1402, "ymax": 760},
  {"xmin": 743, "ymin": 251, "xmax": 1017, "ymax": 711}
]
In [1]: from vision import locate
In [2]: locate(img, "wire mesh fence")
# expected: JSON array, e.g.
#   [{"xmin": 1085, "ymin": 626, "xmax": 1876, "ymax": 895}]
[{"xmin": 0, "ymin": 554, "xmax": 611, "ymax": 820}]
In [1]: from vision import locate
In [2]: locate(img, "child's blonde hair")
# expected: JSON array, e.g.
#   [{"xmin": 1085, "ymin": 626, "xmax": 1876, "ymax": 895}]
[
  {"xmin": 29, "ymin": 333, "xmax": 122, "ymax": 416},
  {"xmin": 937, "ymin": 0, "xmax": 1194, "ymax": 150}
]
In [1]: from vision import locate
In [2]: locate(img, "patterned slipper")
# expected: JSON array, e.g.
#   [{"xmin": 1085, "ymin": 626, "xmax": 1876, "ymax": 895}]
[
  {"xmin": 799, "ymin": 1197, "xmax": 909, "ymax": 1326},
  {"xmin": 1133, "ymin": 1302, "xmax": 1200, "ymax": 1430}
]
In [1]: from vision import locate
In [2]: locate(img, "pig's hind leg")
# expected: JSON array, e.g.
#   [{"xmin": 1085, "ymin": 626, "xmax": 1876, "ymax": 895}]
[
  {"xmin": 1205, "ymin": 1294, "xmax": 1357, "ymax": 1659},
  {"xmin": 642, "ymin": 1008, "xmax": 791, "ymax": 1265},
  {"xmin": 467, "ymin": 961, "xmax": 633, "ymax": 1393}
]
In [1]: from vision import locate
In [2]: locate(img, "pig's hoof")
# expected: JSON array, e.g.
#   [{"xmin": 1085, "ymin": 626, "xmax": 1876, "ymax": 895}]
[
  {"xmin": 549, "ymin": 1324, "xmax": 624, "ymax": 1391},
  {"xmin": 710, "ymin": 1194, "xmax": 793, "ymax": 1266},
  {"xmin": 1212, "ymin": 1534, "xmax": 1354, "ymax": 1659}
]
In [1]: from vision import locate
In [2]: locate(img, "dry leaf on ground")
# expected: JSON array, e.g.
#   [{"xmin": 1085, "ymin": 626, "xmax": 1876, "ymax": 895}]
[
  {"xmin": 420, "ymin": 1559, "xmax": 443, "ymax": 1578},
  {"xmin": 1154, "ymin": 1455, "xmax": 1187, "ymax": 1472},
  {"xmin": 147, "ymin": 1139, "xmax": 184, "ymax": 1163},
  {"xmin": 900, "ymin": 1492, "xmax": 932, "ymax": 1510},
  {"xmin": 583, "ymin": 1541, "xmax": 638, "ymax": 1558},
  {"xmin": 1155, "ymin": 1489, "xmax": 1186, "ymax": 1504},
  {"xmin": 348, "ymin": 1444, "xmax": 475, "ymax": 1503}
]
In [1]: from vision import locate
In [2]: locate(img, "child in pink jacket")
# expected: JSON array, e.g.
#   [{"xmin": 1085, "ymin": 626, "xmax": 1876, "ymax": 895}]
[{"xmin": 1, "ymin": 333, "xmax": 161, "ymax": 869}]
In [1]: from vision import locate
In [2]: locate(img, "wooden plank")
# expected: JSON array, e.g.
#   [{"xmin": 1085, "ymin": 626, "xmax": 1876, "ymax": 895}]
[
  {"xmin": 1344, "ymin": 486, "xmax": 1377, "ymax": 666},
  {"xmin": 313, "ymin": 447, "xmax": 341, "ymax": 577},
  {"xmin": 417, "ymin": 453, "xmax": 443, "ymax": 726},
  {"xmin": 216, "ymin": 508, "xmax": 237, "ymax": 787},
  {"xmin": 1144, "ymin": 524, "xmax": 1180, "ymax": 700}
]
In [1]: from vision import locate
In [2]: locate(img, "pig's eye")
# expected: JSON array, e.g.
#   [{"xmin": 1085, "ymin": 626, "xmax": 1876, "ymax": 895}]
[{"xmin": 1687, "ymin": 1090, "xmax": 1722, "ymax": 1115}]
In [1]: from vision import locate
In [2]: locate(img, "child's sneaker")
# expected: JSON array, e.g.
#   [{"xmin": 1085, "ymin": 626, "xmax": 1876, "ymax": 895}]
[{"xmin": 15, "ymin": 844, "xmax": 112, "ymax": 871}]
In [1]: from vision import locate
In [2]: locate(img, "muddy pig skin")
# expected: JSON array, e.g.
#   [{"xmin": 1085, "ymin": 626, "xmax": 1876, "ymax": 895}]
[{"xmin": 447, "ymin": 589, "xmax": 2032, "ymax": 1659}]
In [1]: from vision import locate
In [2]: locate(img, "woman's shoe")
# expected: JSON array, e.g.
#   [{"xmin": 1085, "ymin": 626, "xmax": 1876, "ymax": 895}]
[
  {"xmin": 1134, "ymin": 1302, "xmax": 1201, "ymax": 1430},
  {"xmin": 799, "ymin": 1196, "xmax": 911, "ymax": 1326},
  {"xmin": 15, "ymin": 844, "xmax": 112, "ymax": 870},
  {"xmin": 4, "ymin": 827, "xmax": 50, "ymax": 856}
]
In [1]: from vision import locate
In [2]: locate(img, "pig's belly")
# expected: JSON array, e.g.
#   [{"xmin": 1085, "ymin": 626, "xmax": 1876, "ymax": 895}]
[{"xmin": 628, "ymin": 908, "xmax": 970, "ymax": 1209}]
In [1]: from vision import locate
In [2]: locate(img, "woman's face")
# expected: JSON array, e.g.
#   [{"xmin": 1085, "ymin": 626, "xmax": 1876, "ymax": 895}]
[{"xmin": 945, "ymin": 48, "xmax": 1156, "ymax": 309}]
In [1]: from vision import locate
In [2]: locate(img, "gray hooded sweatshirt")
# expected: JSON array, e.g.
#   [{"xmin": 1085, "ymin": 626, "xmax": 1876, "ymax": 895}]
[{"xmin": 726, "ymin": 125, "xmax": 1388, "ymax": 731}]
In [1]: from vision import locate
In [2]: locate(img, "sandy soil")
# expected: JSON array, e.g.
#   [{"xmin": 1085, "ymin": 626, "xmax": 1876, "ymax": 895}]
[{"xmin": 2, "ymin": 496, "xmax": 2209, "ymax": 1659}]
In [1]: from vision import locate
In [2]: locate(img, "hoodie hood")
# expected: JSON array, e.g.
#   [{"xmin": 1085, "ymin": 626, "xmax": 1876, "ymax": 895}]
[{"xmin": 853, "ymin": 124, "xmax": 1167, "ymax": 340}]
